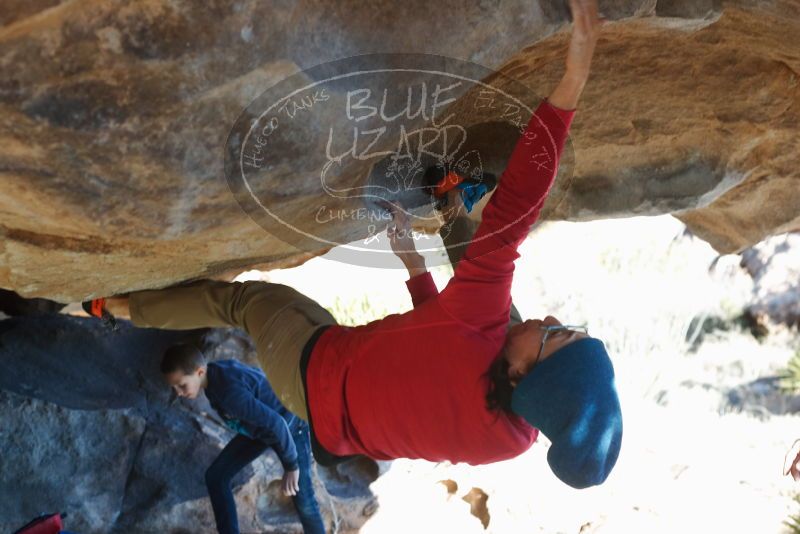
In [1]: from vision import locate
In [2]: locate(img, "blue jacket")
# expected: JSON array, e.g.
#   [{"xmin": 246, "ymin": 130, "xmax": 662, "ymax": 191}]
[{"xmin": 205, "ymin": 359, "xmax": 298, "ymax": 471}]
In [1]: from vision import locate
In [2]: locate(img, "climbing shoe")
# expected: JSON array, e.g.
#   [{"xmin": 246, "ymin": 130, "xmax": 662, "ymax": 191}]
[{"xmin": 81, "ymin": 298, "xmax": 118, "ymax": 331}]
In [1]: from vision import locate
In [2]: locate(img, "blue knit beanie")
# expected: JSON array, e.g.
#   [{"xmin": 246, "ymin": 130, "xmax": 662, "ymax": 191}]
[{"xmin": 510, "ymin": 338, "xmax": 623, "ymax": 489}]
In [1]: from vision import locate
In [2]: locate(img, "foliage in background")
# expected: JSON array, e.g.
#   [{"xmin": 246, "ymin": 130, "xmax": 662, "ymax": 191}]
[
  {"xmin": 508, "ymin": 219, "xmax": 754, "ymax": 403},
  {"xmin": 326, "ymin": 294, "xmax": 396, "ymax": 326},
  {"xmin": 785, "ymin": 493, "xmax": 800, "ymax": 534},
  {"xmin": 779, "ymin": 349, "xmax": 800, "ymax": 395}
]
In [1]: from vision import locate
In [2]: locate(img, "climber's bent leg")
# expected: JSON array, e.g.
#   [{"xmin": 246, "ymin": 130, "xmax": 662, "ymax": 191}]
[{"xmin": 129, "ymin": 279, "xmax": 336, "ymax": 419}]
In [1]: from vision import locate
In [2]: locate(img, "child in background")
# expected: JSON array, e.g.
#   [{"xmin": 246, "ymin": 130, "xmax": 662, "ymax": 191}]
[{"xmin": 161, "ymin": 343, "xmax": 325, "ymax": 534}]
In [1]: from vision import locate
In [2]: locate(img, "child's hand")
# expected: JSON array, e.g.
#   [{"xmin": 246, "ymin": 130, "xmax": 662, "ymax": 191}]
[
  {"xmin": 282, "ymin": 468, "xmax": 300, "ymax": 496},
  {"xmin": 439, "ymin": 187, "xmax": 466, "ymax": 224}
]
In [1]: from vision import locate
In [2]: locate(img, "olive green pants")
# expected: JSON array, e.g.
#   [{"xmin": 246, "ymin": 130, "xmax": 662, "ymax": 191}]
[
  {"xmin": 129, "ymin": 215, "xmax": 520, "ymax": 420},
  {"xmin": 129, "ymin": 279, "xmax": 336, "ymax": 421}
]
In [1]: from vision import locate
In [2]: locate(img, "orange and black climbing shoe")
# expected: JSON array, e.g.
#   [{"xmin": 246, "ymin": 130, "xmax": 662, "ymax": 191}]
[{"xmin": 81, "ymin": 298, "xmax": 118, "ymax": 331}]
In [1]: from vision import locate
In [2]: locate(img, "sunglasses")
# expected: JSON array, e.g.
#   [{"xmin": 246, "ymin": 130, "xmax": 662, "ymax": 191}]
[{"xmin": 533, "ymin": 324, "xmax": 589, "ymax": 369}]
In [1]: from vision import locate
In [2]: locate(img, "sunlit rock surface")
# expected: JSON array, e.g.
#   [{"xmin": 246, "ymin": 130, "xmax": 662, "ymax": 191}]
[{"xmin": 0, "ymin": 0, "xmax": 798, "ymax": 301}]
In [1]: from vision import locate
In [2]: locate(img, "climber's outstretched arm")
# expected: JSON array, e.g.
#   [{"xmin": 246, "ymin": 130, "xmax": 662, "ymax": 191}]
[
  {"xmin": 437, "ymin": 0, "xmax": 604, "ymax": 334},
  {"xmin": 548, "ymin": 0, "xmax": 605, "ymax": 111}
]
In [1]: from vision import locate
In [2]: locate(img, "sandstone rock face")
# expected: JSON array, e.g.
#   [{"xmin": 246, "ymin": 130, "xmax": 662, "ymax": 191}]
[
  {"xmin": 0, "ymin": 1, "xmax": 798, "ymax": 301},
  {"xmin": 0, "ymin": 314, "xmax": 379, "ymax": 533}
]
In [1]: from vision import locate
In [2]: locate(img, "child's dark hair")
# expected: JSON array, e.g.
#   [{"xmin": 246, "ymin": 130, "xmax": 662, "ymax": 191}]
[
  {"xmin": 160, "ymin": 343, "xmax": 206, "ymax": 375},
  {"xmin": 485, "ymin": 347, "xmax": 514, "ymax": 413}
]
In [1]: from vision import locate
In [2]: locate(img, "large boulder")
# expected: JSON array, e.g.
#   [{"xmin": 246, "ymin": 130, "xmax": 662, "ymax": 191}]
[
  {"xmin": 0, "ymin": 0, "xmax": 798, "ymax": 301},
  {"xmin": 0, "ymin": 313, "xmax": 379, "ymax": 533}
]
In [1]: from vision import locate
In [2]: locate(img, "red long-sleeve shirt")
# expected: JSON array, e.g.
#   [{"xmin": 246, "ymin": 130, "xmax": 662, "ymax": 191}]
[{"xmin": 307, "ymin": 101, "xmax": 575, "ymax": 465}]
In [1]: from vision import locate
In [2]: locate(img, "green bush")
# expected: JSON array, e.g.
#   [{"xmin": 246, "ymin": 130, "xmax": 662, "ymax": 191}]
[
  {"xmin": 779, "ymin": 349, "xmax": 800, "ymax": 395},
  {"xmin": 786, "ymin": 493, "xmax": 800, "ymax": 533}
]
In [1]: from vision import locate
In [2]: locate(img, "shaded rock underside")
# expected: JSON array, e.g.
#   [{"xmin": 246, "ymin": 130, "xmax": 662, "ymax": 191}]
[{"xmin": 0, "ymin": 0, "xmax": 797, "ymax": 301}]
